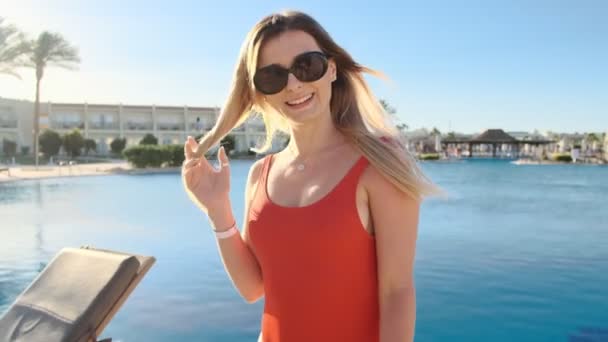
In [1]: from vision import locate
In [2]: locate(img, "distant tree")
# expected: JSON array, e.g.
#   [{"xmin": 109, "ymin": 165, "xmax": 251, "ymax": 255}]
[
  {"xmin": 191, "ymin": 134, "xmax": 236, "ymax": 156},
  {"xmin": 221, "ymin": 135, "xmax": 236, "ymax": 155},
  {"xmin": 586, "ymin": 133, "xmax": 599, "ymax": 142},
  {"xmin": 84, "ymin": 138, "xmax": 97, "ymax": 155},
  {"xmin": 431, "ymin": 127, "xmax": 441, "ymax": 136},
  {"xmin": 379, "ymin": 98, "xmax": 410, "ymax": 132},
  {"xmin": 62, "ymin": 129, "xmax": 85, "ymax": 158},
  {"xmin": 379, "ymin": 99, "xmax": 396, "ymax": 115},
  {"xmin": 396, "ymin": 123, "xmax": 408, "ymax": 132},
  {"xmin": 139, "ymin": 133, "xmax": 158, "ymax": 145},
  {"xmin": 110, "ymin": 137, "xmax": 126, "ymax": 155},
  {"xmin": 446, "ymin": 132, "xmax": 457, "ymax": 139},
  {"xmin": 39, "ymin": 129, "xmax": 62, "ymax": 158}
]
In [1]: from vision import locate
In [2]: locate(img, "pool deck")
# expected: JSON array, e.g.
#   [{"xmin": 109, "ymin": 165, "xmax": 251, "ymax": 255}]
[{"xmin": 0, "ymin": 162, "xmax": 182, "ymax": 183}]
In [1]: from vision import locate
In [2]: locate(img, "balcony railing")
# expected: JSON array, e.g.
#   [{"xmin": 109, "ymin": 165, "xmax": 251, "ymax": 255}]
[
  {"xmin": 158, "ymin": 123, "xmax": 185, "ymax": 131},
  {"xmin": 125, "ymin": 123, "xmax": 153, "ymax": 131},
  {"xmin": 89, "ymin": 123, "xmax": 120, "ymax": 130},
  {"xmin": 187, "ymin": 123, "xmax": 214, "ymax": 131},
  {"xmin": 50, "ymin": 122, "xmax": 85, "ymax": 130}
]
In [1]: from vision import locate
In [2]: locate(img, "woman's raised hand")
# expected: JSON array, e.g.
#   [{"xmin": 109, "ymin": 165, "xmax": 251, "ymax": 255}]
[{"xmin": 182, "ymin": 136, "xmax": 231, "ymax": 214}]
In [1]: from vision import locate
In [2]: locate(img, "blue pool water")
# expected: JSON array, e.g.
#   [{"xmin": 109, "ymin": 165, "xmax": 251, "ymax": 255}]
[{"xmin": 1, "ymin": 159, "xmax": 607, "ymax": 341}]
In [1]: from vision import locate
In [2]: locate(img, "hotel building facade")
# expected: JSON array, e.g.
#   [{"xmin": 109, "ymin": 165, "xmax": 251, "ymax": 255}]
[{"xmin": 0, "ymin": 97, "xmax": 279, "ymax": 156}]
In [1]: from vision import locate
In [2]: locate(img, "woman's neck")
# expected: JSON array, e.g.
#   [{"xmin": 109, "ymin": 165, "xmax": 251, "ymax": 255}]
[{"xmin": 286, "ymin": 115, "xmax": 346, "ymax": 158}]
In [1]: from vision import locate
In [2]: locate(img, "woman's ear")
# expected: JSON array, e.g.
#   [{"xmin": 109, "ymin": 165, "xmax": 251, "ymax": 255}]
[{"xmin": 329, "ymin": 60, "xmax": 337, "ymax": 82}]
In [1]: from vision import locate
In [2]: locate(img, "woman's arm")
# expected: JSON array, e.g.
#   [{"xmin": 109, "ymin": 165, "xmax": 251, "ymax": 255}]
[
  {"xmin": 211, "ymin": 159, "xmax": 265, "ymax": 303},
  {"xmin": 365, "ymin": 167, "xmax": 420, "ymax": 342}
]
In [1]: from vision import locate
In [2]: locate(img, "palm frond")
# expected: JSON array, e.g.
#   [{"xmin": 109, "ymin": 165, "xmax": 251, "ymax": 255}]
[
  {"xmin": 0, "ymin": 17, "xmax": 30, "ymax": 76},
  {"xmin": 30, "ymin": 31, "xmax": 80, "ymax": 69},
  {"xmin": 0, "ymin": 67, "xmax": 22, "ymax": 79}
]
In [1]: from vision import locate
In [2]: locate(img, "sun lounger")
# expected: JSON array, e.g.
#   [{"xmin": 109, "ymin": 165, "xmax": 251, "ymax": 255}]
[{"xmin": 0, "ymin": 246, "xmax": 155, "ymax": 342}]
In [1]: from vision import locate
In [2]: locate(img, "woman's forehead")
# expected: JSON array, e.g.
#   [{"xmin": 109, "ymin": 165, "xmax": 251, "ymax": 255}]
[{"xmin": 258, "ymin": 30, "xmax": 321, "ymax": 68}]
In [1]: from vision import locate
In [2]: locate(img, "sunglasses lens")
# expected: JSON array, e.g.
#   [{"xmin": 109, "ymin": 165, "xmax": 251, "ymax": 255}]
[
  {"xmin": 253, "ymin": 52, "xmax": 328, "ymax": 95},
  {"xmin": 254, "ymin": 65, "xmax": 287, "ymax": 95},
  {"xmin": 293, "ymin": 52, "xmax": 328, "ymax": 82}
]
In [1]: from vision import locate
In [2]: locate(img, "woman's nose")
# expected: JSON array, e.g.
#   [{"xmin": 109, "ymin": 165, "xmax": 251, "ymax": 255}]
[{"xmin": 285, "ymin": 73, "xmax": 303, "ymax": 92}]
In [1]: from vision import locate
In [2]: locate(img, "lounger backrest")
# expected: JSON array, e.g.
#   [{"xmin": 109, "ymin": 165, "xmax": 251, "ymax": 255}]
[{"xmin": 0, "ymin": 248, "xmax": 141, "ymax": 342}]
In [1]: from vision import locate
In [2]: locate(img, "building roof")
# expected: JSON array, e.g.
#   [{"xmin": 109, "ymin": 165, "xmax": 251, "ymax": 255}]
[
  {"xmin": 471, "ymin": 129, "xmax": 518, "ymax": 143},
  {"xmin": 442, "ymin": 129, "xmax": 553, "ymax": 145}
]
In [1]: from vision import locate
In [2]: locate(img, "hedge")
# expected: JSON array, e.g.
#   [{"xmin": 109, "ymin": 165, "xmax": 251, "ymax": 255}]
[
  {"xmin": 123, "ymin": 144, "xmax": 185, "ymax": 168},
  {"xmin": 123, "ymin": 145, "xmax": 169, "ymax": 168},
  {"xmin": 164, "ymin": 144, "xmax": 185, "ymax": 167},
  {"xmin": 419, "ymin": 153, "xmax": 440, "ymax": 160},
  {"xmin": 552, "ymin": 153, "xmax": 573, "ymax": 163}
]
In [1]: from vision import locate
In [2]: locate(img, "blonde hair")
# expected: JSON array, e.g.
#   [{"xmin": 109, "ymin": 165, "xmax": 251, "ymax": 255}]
[{"xmin": 193, "ymin": 10, "xmax": 439, "ymax": 200}]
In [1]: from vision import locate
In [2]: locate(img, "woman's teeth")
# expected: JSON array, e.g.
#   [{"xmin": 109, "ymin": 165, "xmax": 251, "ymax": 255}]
[{"xmin": 287, "ymin": 93, "xmax": 313, "ymax": 106}]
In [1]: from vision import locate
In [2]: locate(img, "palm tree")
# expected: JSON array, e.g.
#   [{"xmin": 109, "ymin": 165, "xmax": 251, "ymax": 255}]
[
  {"xmin": 0, "ymin": 17, "xmax": 28, "ymax": 78},
  {"xmin": 380, "ymin": 98, "xmax": 409, "ymax": 132},
  {"xmin": 379, "ymin": 99, "xmax": 396, "ymax": 115},
  {"xmin": 24, "ymin": 31, "xmax": 80, "ymax": 166},
  {"xmin": 586, "ymin": 133, "xmax": 599, "ymax": 143},
  {"xmin": 396, "ymin": 123, "xmax": 408, "ymax": 131}
]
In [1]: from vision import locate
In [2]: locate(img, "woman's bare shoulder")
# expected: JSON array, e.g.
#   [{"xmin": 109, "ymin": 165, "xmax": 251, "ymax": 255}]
[
  {"xmin": 245, "ymin": 155, "xmax": 270, "ymax": 195},
  {"xmin": 359, "ymin": 157, "xmax": 393, "ymax": 194}
]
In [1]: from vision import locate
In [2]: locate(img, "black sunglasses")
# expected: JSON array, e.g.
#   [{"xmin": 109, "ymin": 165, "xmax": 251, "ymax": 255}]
[{"xmin": 253, "ymin": 51, "xmax": 329, "ymax": 95}]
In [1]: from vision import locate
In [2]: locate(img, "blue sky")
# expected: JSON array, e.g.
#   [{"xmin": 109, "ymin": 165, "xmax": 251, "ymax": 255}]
[{"xmin": 1, "ymin": 0, "xmax": 606, "ymax": 133}]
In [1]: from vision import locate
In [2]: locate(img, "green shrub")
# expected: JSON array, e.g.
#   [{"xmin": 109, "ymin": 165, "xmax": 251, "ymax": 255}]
[
  {"xmin": 84, "ymin": 139, "xmax": 97, "ymax": 155},
  {"xmin": 39, "ymin": 130, "xmax": 62, "ymax": 158},
  {"xmin": 552, "ymin": 153, "xmax": 572, "ymax": 162},
  {"xmin": 63, "ymin": 129, "xmax": 85, "ymax": 158},
  {"xmin": 139, "ymin": 133, "xmax": 158, "ymax": 145},
  {"xmin": 110, "ymin": 137, "xmax": 126, "ymax": 155},
  {"xmin": 221, "ymin": 135, "xmax": 235, "ymax": 155},
  {"xmin": 419, "ymin": 153, "xmax": 440, "ymax": 160},
  {"xmin": 193, "ymin": 134, "xmax": 236, "ymax": 157},
  {"xmin": 123, "ymin": 145, "xmax": 171, "ymax": 168},
  {"xmin": 163, "ymin": 144, "xmax": 185, "ymax": 167}
]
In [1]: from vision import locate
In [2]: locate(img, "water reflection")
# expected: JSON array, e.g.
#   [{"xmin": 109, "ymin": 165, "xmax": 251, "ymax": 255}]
[{"xmin": 0, "ymin": 162, "xmax": 607, "ymax": 341}]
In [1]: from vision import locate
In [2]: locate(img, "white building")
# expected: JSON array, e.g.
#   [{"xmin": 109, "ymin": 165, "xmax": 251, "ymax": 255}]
[
  {"xmin": 0, "ymin": 97, "xmax": 279, "ymax": 155},
  {"xmin": 0, "ymin": 98, "xmax": 31, "ymax": 155}
]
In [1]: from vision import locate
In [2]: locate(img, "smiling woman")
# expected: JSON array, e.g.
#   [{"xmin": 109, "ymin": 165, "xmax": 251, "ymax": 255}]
[{"xmin": 181, "ymin": 10, "xmax": 439, "ymax": 342}]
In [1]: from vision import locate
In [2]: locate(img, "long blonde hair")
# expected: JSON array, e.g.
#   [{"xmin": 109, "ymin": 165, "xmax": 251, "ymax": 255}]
[{"xmin": 194, "ymin": 10, "xmax": 439, "ymax": 200}]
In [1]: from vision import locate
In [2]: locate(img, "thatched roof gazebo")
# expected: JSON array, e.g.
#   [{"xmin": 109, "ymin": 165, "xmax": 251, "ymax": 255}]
[
  {"xmin": 471, "ymin": 129, "xmax": 518, "ymax": 144},
  {"xmin": 442, "ymin": 129, "xmax": 553, "ymax": 158}
]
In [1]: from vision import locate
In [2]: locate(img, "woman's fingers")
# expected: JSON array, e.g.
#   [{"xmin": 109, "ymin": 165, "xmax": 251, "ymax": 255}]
[
  {"xmin": 184, "ymin": 137, "xmax": 192, "ymax": 159},
  {"xmin": 185, "ymin": 136, "xmax": 202, "ymax": 158},
  {"xmin": 218, "ymin": 146, "xmax": 230, "ymax": 171},
  {"xmin": 183, "ymin": 157, "xmax": 200, "ymax": 169},
  {"xmin": 182, "ymin": 157, "xmax": 204, "ymax": 187}
]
